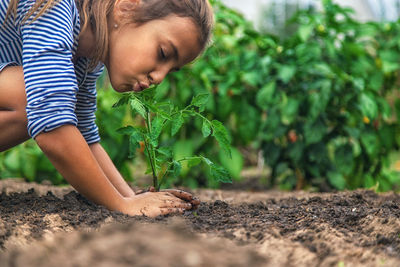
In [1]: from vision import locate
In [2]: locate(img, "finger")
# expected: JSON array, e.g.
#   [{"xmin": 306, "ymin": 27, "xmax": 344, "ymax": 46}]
[
  {"xmin": 135, "ymin": 188, "xmax": 150, "ymax": 195},
  {"xmin": 191, "ymin": 197, "xmax": 201, "ymax": 207},
  {"xmin": 148, "ymin": 186, "xmax": 156, "ymax": 192},
  {"xmin": 161, "ymin": 189, "xmax": 193, "ymax": 202},
  {"xmin": 135, "ymin": 189, "xmax": 145, "ymax": 195},
  {"xmin": 161, "ymin": 192, "xmax": 199, "ymax": 209}
]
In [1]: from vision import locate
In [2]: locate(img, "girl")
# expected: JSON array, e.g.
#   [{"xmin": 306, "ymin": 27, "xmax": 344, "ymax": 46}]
[{"xmin": 0, "ymin": 0, "xmax": 213, "ymax": 217}]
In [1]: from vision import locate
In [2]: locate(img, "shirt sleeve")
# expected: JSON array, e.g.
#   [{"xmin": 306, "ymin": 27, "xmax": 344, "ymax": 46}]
[
  {"xmin": 21, "ymin": 0, "xmax": 79, "ymax": 139},
  {"xmin": 75, "ymin": 64, "xmax": 104, "ymax": 144}
]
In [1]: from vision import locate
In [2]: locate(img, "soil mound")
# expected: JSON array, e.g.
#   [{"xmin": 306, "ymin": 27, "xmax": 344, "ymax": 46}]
[
  {"xmin": 0, "ymin": 179, "xmax": 400, "ymax": 267},
  {"xmin": 0, "ymin": 220, "xmax": 265, "ymax": 267}
]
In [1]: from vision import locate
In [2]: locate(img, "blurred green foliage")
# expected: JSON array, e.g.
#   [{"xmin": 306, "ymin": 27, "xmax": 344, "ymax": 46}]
[
  {"xmin": 256, "ymin": 0, "xmax": 400, "ymax": 191},
  {"xmin": 1, "ymin": 0, "xmax": 400, "ymax": 191}
]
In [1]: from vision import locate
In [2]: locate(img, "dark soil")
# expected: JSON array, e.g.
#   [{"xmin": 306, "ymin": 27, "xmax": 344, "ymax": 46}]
[{"xmin": 0, "ymin": 179, "xmax": 400, "ymax": 267}]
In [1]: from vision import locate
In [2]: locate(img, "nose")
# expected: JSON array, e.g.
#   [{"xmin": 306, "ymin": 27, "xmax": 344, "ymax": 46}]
[{"xmin": 148, "ymin": 67, "xmax": 170, "ymax": 85}]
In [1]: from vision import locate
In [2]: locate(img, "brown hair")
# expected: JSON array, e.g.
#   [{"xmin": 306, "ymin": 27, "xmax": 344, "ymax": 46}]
[{"xmin": 5, "ymin": 0, "xmax": 214, "ymax": 69}]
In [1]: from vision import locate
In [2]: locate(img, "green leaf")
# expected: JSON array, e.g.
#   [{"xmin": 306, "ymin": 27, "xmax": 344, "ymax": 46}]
[
  {"xmin": 170, "ymin": 160, "xmax": 182, "ymax": 178},
  {"xmin": 369, "ymin": 71, "xmax": 383, "ymax": 92},
  {"xmin": 256, "ymin": 82, "xmax": 276, "ymax": 109},
  {"xmin": 287, "ymin": 142, "xmax": 304, "ymax": 163},
  {"xmin": 278, "ymin": 65, "xmax": 296, "ymax": 84},
  {"xmin": 191, "ymin": 93, "xmax": 210, "ymax": 111},
  {"xmin": 130, "ymin": 97, "xmax": 146, "ymax": 118},
  {"xmin": 128, "ymin": 128, "xmax": 143, "ymax": 159},
  {"xmin": 157, "ymin": 147, "xmax": 172, "ymax": 158},
  {"xmin": 327, "ymin": 171, "xmax": 346, "ymax": 190},
  {"xmin": 304, "ymin": 120, "xmax": 326, "ymax": 145},
  {"xmin": 237, "ymin": 103, "xmax": 260, "ymax": 142},
  {"xmin": 148, "ymin": 101, "xmax": 173, "ymax": 120},
  {"xmin": 150, "ymin": 116, "xmax": 165, "ymax": 147},
  {"xmin": 173, "ymin": 140, "xmax": 195, "ymax": 176},
  {"xmin": 186, "ymin": 157, "xmax": 202, "ymax": 168},
  {"xmin": 201, "ymin": 120, "xmax": 211, "ymax": 138},
  {"xmin": 171, "ymin": 113, "xmax": 184, "ymax": 136},
  {"xmin": 218, "ymin": 147, "xmax": 243, "ymax": 180},
  {"xmin": 308, "ymin": 81, "xmax": 331, "ymax": 120},
  {"xmin": 200, "ymin": 156, "xmax": 212, "ymax": 166},
  {"xmin": 334, "ymin": 144, "xmax": 354, "ymax": 176},
  {"xmin": 241, "ymin": 72, "xmax": 260, "ymax": 87},
  {"xmin": 131, "ymin": 128, "xmax": 144, "ymax": 143},
  {"xmin": 128, "ymin": 134, "xmax": 140, "ymax": 159},
  {"xmin": 380, "ymin": 50, "xmax": 400, "ymax": 73},
  {"xmin": 359, "ymin": 93, "xmax": 378, "ymax": 120},
  {"xmin": 363, "ymin": 175, "xmax": 376, "ymax": 188},
  {"xmin": 361, "ymin": 131, "xmax": 380, "ymax": 158},
  {"xmin": 211, "ymin": 120, "xmax": 232, "ymax": 158},
  {"xmin": 4, "ymin": 149, "xmax": 20, "ymax": 171},
  {"xmin": 20, "ymin": 151, "xmax": 36, "ymax": 181},
  {"xmin": 281, "ymin": 97, "xmax": 300, "ymax": 125},
  {"xmin": 298, "ymin": 24, "xmax": 314, "ymax": 42},
  {"xmin": 210, "ymin": 164, "xmax": 232, "ymax": 183},
  {"xmin": 117, "ymin": 126, "xmax": 135, "ymax": 135},
  {"xmin": 112, "ymin": 94, "xmax": 130, "ymax": 108}
]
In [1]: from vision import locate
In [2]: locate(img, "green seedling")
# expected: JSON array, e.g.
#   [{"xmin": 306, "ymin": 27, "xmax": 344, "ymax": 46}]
[{"xmin": 114, "ymin": 86, "xmax": 232, "ymax": 190}]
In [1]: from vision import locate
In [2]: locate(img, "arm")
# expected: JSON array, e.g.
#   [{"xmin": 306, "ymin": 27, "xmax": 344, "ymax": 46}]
[
  {"xmin": 89, "ymin": 142, "xmax": 135, "ymax": 198},
  {"xmin": 35, "ymin": 125, "xmax": 126, "ymax": 211},
  {"xmin": 35, "ymin": 125, "xmax": 192, "ymax": 217}
]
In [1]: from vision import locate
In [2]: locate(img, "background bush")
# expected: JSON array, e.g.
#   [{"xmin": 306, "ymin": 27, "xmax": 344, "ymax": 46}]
[{"xmin": 1, "ymin": 0, "xmax": 399, "ymax": 191}]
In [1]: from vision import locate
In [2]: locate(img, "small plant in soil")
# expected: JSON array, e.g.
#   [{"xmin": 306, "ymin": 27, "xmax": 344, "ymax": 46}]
[{"xmin": 114, "ymin": 86, "xmax": 232, "ymax": 190}]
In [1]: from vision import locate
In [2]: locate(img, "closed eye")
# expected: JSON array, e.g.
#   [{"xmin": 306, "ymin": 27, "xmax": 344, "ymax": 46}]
[
  {"xmin": 170, "ymin": 67, "xmax": 180, "ymax": 73},
  {"xmin": 159, "ymin": 47, "xmax": 167, "ymax": 60}
]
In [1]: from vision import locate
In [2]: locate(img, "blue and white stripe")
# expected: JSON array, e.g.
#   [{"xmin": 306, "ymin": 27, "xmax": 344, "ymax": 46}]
[{"xmin": 0, "ymin": 0, "xmax": 103, "ymax": 144}]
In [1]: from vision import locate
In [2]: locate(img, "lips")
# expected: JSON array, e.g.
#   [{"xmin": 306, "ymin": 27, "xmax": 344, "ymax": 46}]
[{"xmin": 133, "ymin": 82, "xmax": 149, "ymax": 92}]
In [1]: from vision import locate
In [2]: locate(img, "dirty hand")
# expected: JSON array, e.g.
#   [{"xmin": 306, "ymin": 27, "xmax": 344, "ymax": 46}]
[
  {"xmin": 160, "ymin": 189, "xmax": 200, "ymax": 210},
  {"xmin": 122, "ymin": 191, "xmax": 192, "ymax": 218},
  {"xmin": 136, "ymin": 187, "xmax": 200, "ymax": 210}
]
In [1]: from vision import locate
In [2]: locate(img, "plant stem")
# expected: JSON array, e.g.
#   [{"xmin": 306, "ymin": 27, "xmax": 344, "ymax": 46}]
[
  {"xmin": 157, "ymin": 162, "xmax": 172, "ymax": 191},
  {"xmin": 177, "ymin": 156, "xmax": 202, "ymax": 163},
  {"xmin": 182, "ymin": 110, "xmax": 210, "ymax": 123},
  {"xmin": 145, "ymin": 110, "xmax": 158, "ymax": 189},
  {"xmin": 143, "ymin": 140, "xmax": 158, "ymax": 189}
]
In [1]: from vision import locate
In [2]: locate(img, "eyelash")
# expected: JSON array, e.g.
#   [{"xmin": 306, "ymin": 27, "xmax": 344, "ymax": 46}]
[{"xmin": 160, "ymin": 48, "xmax": 166, "ymax": 60}]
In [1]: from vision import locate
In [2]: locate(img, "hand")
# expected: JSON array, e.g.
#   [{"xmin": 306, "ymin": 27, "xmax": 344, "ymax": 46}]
[
  {"xmin": 122, "ymin": 191, "xmax": 192, "ymax": 217},
  {"xmin": 136, "ymin": 187, "xmax": 201, "ymax": 210},
  {"xmin": 160, "ymin": 189, "xmax": 200, "ymax": 210}
]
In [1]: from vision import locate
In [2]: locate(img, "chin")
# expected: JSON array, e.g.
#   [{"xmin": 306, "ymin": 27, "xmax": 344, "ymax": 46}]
[
  {"xmin": 113, "ymin": 83, "xmax": 133, "ymax": 93},
  {"xmin": 108, "ymin": 78, "xmax": 122, "ymax": 92},
  {"xmin": 113, "ymin": 87, "xmax": 129, "ymax": 93}
]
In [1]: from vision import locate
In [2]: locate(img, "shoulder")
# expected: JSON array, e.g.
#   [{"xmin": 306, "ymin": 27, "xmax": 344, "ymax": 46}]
[
  {"xmin": 18, "ymin": 0, "xmax": 79, "ymax": 25},
  {"xmin": 20, "ymin": 0, "xmax": 81, "ymax": 49}
]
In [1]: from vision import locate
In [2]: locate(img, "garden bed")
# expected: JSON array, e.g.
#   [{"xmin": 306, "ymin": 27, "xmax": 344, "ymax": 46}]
[{"xmin": 0, "ymin": 178, "xmax": 399, "ymax": 266}]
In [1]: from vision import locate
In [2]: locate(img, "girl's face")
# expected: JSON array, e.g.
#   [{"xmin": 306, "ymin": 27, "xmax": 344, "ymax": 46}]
[{"xmin": 105, "ymin": 14, "xmax": 202, "ymax": 92}]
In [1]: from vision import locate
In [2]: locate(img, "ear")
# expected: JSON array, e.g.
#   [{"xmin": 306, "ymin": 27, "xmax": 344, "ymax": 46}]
[{"xmin": 113, "ymin": 0, "xmax": 140, "ymax": 24}]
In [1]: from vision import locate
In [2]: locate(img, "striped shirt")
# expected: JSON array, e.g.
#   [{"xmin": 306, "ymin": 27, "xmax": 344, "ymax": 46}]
[{"xmin": 0, "ymin": 0, "xmax": 103, "ymax": 144}]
